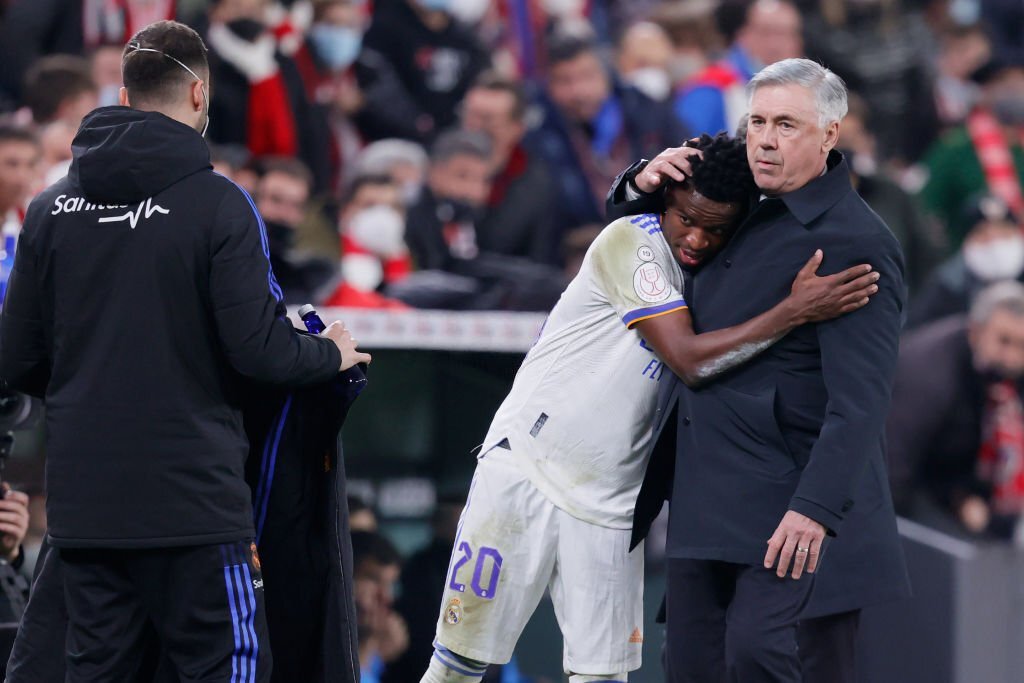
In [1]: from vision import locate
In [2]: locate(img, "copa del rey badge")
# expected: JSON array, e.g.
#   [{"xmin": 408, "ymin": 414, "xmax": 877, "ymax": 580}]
[
  {"xmin": 445, "ymin": 597, "xmax": 464, "ymax": 625},
  {"xmin": 633, "ymin": 246, "xmax": 671, "ymax": 303}
]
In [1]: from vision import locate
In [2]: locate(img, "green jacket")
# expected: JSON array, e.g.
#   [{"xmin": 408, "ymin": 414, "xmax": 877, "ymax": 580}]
[{"xmin": 920, "ymin": 126, "xmax": 1024, "ymax": 248}]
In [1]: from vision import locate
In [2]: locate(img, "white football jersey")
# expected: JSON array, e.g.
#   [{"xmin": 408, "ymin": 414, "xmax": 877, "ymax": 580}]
[{"xmin": 482, "ymin": 213, "xmax": 687, "ymax": 529}]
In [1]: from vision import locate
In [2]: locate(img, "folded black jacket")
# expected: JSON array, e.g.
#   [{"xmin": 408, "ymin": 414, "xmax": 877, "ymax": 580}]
[{"xmin": 6, "ymin": 361, "xmax": 366, "ymax": 683}]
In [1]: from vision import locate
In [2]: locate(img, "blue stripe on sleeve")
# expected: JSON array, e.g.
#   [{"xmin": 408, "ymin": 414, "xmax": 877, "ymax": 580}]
[
  {"xmin": 621, "ymin": 300, "xmax": 688, "ymax": 328},
  {"xmin": 215, "ymin": 172, "xmax": 284, "ymax": 304}
]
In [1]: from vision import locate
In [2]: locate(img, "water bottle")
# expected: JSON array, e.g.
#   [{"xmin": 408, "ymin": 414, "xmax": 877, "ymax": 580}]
[{"xmin": 297, "ymin": 304, "xmax": 326, "ymax": 335}]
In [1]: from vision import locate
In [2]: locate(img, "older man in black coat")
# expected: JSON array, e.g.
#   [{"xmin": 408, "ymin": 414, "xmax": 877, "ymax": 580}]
[{"xmin": 608, "ymin": 58, "xmax": 910, "ymax": 683}]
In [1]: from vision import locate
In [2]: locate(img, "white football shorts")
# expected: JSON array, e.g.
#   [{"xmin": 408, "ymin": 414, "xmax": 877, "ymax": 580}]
[{"xmin": 433, "ymin": 443, "xmax": 645, "ymax": 675}]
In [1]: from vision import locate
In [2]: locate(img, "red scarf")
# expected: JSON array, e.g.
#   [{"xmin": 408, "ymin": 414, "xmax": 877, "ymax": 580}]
[
  {"xmin": 966, "ymin": 108, "xmax": 1024, "ymax": 220},
  {"xmin": 978, "ymin": 380, "xmax": 1024, "ymax": 514}
]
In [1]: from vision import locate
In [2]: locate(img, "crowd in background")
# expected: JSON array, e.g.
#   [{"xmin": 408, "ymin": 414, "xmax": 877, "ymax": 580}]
[{"xmin": 4, "ymin": 0, "xmax": 1024, "ymax": 650}]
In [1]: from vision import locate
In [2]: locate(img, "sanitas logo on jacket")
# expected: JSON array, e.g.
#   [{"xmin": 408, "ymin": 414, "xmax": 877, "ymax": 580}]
[{"xmin": 51, "ymin": 194, "xmax": 169, "ymax": 229}]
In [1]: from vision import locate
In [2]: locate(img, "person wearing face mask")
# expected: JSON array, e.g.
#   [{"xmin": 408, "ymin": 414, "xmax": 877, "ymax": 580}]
[
  {"xmin": 294, "ymin": 0, "xmax": 423, "ymax": 193},
  {"xmin": 675, "ymin": 0, "xmax": 802, "ymax": 137},
  {"xmin": 321, "ymin": 174, "xmax": 412, "ymax": 308},
  {"xmin": 0, "ymin": 20, "xmax": 370, "ymax": 682},
  {"xmin": 889, "ymin": 281, "xmax": 1024, "ymax": 544},
  {"xmin": 203, "ymin": 0, "xmax": 332, "ymax": 191},
  {"xmin": 616, "ymin": 21, "xmax": 675, "ymax": 103},
  {"xmin": 908, "ymin": 195, "xmax": 1024, "ymax": 330},
  {"xmin": 357, "ymin": 0, "xmax": 490, "ymax": 143},
  {"xmin": 922, "ymin": 59, "xmax": 1024, "ymax": 249}
]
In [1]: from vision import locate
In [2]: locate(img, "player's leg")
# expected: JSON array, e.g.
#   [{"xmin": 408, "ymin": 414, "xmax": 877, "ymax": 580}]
[
  {"xmin": 132, "ymin": 540, "xmax": 273, "ymax": 683},
  {"xmin": 549, "ymin": 508, "xmax": 644, "ymax": 683},
  {"xmin": 422, "ymin": 449, "xmax": 559, "ymax": 683},
  {"xmin": 60, "ymin": 548, "xmax": 152, "ymax": 682}
]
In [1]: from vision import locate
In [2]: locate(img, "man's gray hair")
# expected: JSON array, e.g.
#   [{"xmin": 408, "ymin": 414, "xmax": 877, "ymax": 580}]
[
  {"xmin": 747, "ymin": 58, "xmax": 848, "ymax": 128},
  {"xmin": 969, "ymin": 281, "xmax": 1024, "ymax": 326}
]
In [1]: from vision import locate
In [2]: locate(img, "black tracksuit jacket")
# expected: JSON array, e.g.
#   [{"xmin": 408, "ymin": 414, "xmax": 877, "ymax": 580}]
[{"xmin": 0, "ymin": 106, "xmax": 342, "ymax": 548}]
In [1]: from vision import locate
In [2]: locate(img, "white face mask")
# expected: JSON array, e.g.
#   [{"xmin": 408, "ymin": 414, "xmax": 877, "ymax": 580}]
[
  {"xmin": 342, "ymin": 253, "xmax": 384, "ymax": 291},
  {"xmin": 448, "ymin": 0, "xmax": 491, "ymax": 24},
  {"xmin": 964, "ymin": 236, "xmax": 1024, "ymax": 281},
  {"xmin": 626, "ymin": 67, "xmax": 672, "ymax": 102},
  {"xmin": 346, "ymin": 205, "xmax": 407, "ymax": 258}
]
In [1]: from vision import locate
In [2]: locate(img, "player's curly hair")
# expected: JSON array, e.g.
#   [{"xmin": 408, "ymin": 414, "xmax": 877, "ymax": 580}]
[{"xmin": 665, "ymin": 132, "xmax": 756, "ymax": 207}]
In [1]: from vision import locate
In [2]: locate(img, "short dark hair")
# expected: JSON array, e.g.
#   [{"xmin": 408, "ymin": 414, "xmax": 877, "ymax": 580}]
[
  {"xmin": 253, "ymin": 155, "xmax": 314, "ymax": 191},
  {"xmin": 0, "ymin": 124, "xmax": 40, "ymax": 149},
  {"xmin": 351, "ymin": 531, "xmax": 401, "ymax": 569},
  {"xmin": 547, "ymin": 33, "xmax": 600, "ymax": 68},
  {"xmin": 122, "ymin": 21, "xmax": 209, "ymax": 107},
  {"xmin": 470, "ymin": 71, "xmax": 528, "ymax": 122},
  {"xmin": 430, "ymin": 129, "xmax": 492, "ymax": 166},
  {"xmin": 23, "ymin": 55, "xmax": 96, "ymax": 124},
  {"xmin": 341, "ymin": 173, "xmax": 395, "ymax": 207},
  {"xmin": 667, "ymin": 133, "xmax": 755, "ymax": 207}
]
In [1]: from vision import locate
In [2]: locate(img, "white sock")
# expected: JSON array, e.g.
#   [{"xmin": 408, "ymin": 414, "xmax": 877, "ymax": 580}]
[
  {"xmin": 568, "ymin": 675, "xmax": 629, "ymax": 683},
  {"xmin": 419, "ymin": 644, "xmax": 489, "ymax": 683}
]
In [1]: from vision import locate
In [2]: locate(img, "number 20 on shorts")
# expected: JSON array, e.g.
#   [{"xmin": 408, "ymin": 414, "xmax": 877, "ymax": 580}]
[{"xmin": 449, "ymin": 542, "xmax": 504, "ymax": 600}]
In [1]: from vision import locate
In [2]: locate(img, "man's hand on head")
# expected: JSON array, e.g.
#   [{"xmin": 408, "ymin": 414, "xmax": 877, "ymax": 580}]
[
  {"xmin": 634, "ymin": 145, "xmax": 704, "ymax": 193},
  {"xmin": 764, "ymin": 510, "xmax": 827, "ymax": 580}
]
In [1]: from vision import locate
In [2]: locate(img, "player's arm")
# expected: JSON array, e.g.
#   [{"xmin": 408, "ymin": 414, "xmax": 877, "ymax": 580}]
[
  {"xmin": 0, "ymin": 210, "xmax": 51, "ymax": 398},
  {"xmin": 634, "ymin": 250, "xmax": 878, "ymax": 388}
]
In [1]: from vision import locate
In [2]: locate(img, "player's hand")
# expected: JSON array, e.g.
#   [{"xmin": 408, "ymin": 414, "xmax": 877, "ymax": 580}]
[
  {"xmin": 764, "ymin": 510, "xmax": 827, "ymax": 580},
  {"xmin": 787, "ymin": 250, "xmax": 879, "ymax": 325},
  {"xmin": 0, "ymin": 486, "xmax": 30, "ymax": 563},
  {"xmin": 634, "ymin": 144, "xmax": 704, "ymax": 193},
  {"xmin": 322, "ymin": 321, "xmax": 372, "ymax": 371}
]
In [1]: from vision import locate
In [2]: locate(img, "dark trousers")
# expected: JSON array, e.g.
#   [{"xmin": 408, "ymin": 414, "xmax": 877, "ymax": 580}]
[
  {"xmin": 798, "ymin": 610, "xmax": 860, "ymax": 683},
  {"xmin": 59, "ymin": 540, "xmax": 271, "ymax": 683},
  {"xmin": 664, "ymin": 558, "xmax": 815, "ymax": 683}
]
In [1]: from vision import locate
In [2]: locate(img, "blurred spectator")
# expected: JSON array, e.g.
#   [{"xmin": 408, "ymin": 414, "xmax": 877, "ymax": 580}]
[
  {"xmin": 348, "ymin": 495, "xmax": 379, "ymax": 532},
  {"xmin": 889, "ymin": 281, "xmax": 1024, "ymax": 542},
  {"xmin": 675, "ymin": 0, "xmax": 802, "ymax": 136},
  {"xmin": 405, "ymin": 128, "xmax": 491, "ymax": 270},
  {"xmin": 352, "ymin": 138, "xmax": 429, "ymax": 206},
  {"xmin": 650, "ymin": 0, "xmax": 721, "ymax": 88},
  {"xmin": 209, "ymin": 143, "xmax": 253, "ymax": 186},
  {"xmin": 0, "ymin": 125, "xmax": 41, "ymax": 302},
  {"xmin": 357, "ymin": 0, "xmax": 490, "ymax": 143},
  {"xmin": 0, "ymin": 0, "xmax": 175, "ymax": 106},
  {"xmin": 838, "ymin": 94, "xmax": 946, "ymax": 293},
  {"xmin": 933, "ymin": 23, "xmax": 992, "ymax": 128},
  {"xmin": 616, "ymin": 22, "xmax": 675, "ymax": 102},
  {"xmin": 920, "ymin": 59, "xmax": 1024, "ymax": 248},
  {"xmin": 0, "ymin": 126, "xmax": 41, "ymax": 235},
  {"xmin": 321, "ymin": 174, "xmax": 412, "ymax": 308},
  {"xmin": 22, "ymin": 55, "xmax": 98, "ymax": 128},
  {"xmin": 803, "ymin": 0, "xmax": 938, "ymax": 165},
  {"xmin": 981, "ymin": 0, "xmax": 1024, "ymax": 64},
  {"xmin": 253, "ymin": 156, "xmax": 335, "ymax": 303},
  {"xmin": 908, "ymin": 195, "xmax": 1024, "ymax": 329},
  {"xmin": 530, "ymin": 33, "xmax": 686, "ymax": 230},
  {"xmin": 295, "ymin": 0, "xmax": 422, "ymax": 192},
  {"xmin": 89, "ymin": 44, "xmax": 126, "ymax": 108},
  {"xmin": 462, "ymin": 73, "xmax": 559, "ymax": 265},
  {"xmin": 204, "ymin": 0, "xmax": 329, "ymax": 190},
  {"xmin": 351, "ymin": 530, "xmax": 409, "ymax": 683}
]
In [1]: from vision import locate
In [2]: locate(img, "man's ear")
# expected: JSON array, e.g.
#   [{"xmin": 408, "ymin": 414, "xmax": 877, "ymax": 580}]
[
  {"xmin": 192, "ymin": 80, "xmax": 205, "ymax": 112},
  {"xmin": 118, "ymin": 86, "xmax": 130, "ymax": 107},
  {"xmin": 822, "ymin": 120, "xmax": 840, "ymax": 153}
]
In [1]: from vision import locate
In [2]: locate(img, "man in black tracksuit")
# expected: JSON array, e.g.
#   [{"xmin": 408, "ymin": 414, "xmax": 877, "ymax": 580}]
[{"xmin": 0, "ymin": 20, "xmax": 369, "ymax": 682}]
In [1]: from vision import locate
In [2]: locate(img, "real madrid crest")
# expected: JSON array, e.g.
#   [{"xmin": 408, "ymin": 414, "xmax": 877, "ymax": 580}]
[{"xmin": 445, "ymin": 597, "xmax": 464, "ymax": 625}]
